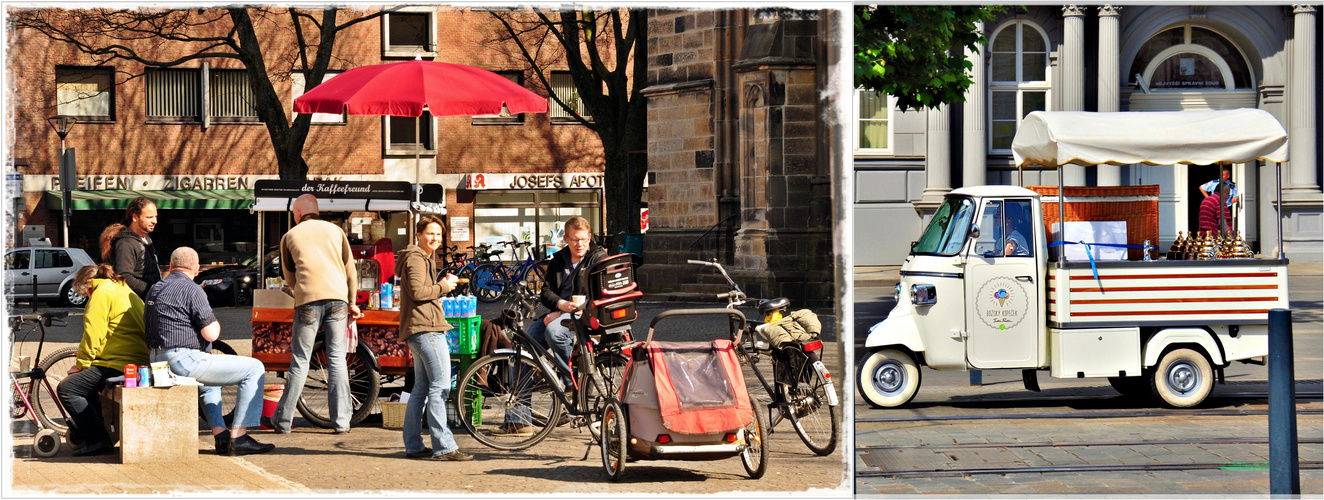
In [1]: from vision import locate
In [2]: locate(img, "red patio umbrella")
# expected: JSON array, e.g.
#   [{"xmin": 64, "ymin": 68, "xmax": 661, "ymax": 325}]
[{"xmin": 293, "ymin": 59, "xmax": 549, "ymax": 205}]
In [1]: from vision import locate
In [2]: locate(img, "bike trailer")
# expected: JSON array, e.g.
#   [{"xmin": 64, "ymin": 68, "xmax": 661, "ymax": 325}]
[{"xmin": 620, "ymin": 338, "xmax": 754, "ymax": 460}]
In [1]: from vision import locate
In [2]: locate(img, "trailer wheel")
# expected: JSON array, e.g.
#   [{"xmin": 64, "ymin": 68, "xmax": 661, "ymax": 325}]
[
  {"xmin": 1152, "ymin": 348, "xmax": 1213, "ymax": 408},
  {"xmin": 856, "ymin": 349, "xmax": 920, "ymax": 408}
]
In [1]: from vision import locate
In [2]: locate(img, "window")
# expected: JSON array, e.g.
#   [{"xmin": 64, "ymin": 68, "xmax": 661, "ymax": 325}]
[
  {"xmin": 385, "ymin": 112, "xmax": 435, "ymax": 155},
  {"xmin": 382, "ymin": 10, "xmax": 436, "ymax": 58},
  {"xmin": 549, "ymin": 72, "xmax": 591, "ymax": 123},
  {"xmin": 912, "ymin": 197, "xmax": 976, "ymax": 256},
  {"xmin": 56, "ymin": 67, "xmax": 114, "ymax": 122},
  {"xmin": 974, "ymin": 200, "xmax": 1035, "ymax": 258},
  {"xmin": 1130, "ymin": 25, "xmax": 1252, "ymax": 91},
  {"xmin": 472, "ymin": 71, "xmax": 526, "ymax": 125},
  {"xmin": 473, "ymin": 191, "xmax": 601, "ymax": 259},
  {"xmin": 291, "ymin": 71, "xmax": 347, "ymax": 124},
  {"xmin": 988, "ymin": 21, "xmax": 1050, "ymax": 152},
  {"xmin": 208, "ymin": 69, "xmax": 258, "ymax": 122},
  {"xmin": 33, "ymin": 249, "xmax": 72, "ymax": 269},
  {"xmin": 146, "ymin": 68, "xmax": 200, "ymax": 123},
  {"xmin": 5, "ymin": 250, "xmax": 30, "ymax": 271},
  {"xmin": 854, "ymin": 89, "xmax": 892, "ymax": 154}
]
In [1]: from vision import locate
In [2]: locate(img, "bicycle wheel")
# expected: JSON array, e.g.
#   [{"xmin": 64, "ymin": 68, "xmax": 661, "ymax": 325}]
[
  {"xmin": 34, "ymin": 347, "xmax": 78, "ymax": 435},
  {"xmin": 471, "ymin": 264, "xmax": 509, "ymax": 303},
  {"xmin": 522, "ymin": 263, "xmax": 545, "ymax": 295},
  {"xmin": 741, "ymin": 398, "xmax": 769, "ymax": 479},
  {"xmin": 599, "ymin": 399, "xmax": 627, "ymax": 481},
  {"xmin": 580, "ymin": 351, "xmax": 628, "ymax": 412},
  {"xmin": 295, "ymin": 340, "xmax": 380, "ymax": 428},
  {"xmin": 457, "ymin": 352, "xmax": 561, "ymax": 451},
  {"xmin": 781, "ymin": 352, "xmax": 838, "ymax": 456}
]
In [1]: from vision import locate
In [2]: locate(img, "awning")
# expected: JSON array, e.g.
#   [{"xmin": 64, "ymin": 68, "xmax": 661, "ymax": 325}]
[
  {"xmin": 45, "ymin": 189, "xmax": 254, "ymax": 210},
  {"xmin": 1012, "ymin": 109, "xmax": 1290, "ymax": 168}
]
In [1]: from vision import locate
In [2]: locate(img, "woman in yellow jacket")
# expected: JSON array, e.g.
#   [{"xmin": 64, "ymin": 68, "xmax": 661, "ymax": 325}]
[{"xmin": 57, "ymin": 264, "xmax": 150, "ymax": 457}]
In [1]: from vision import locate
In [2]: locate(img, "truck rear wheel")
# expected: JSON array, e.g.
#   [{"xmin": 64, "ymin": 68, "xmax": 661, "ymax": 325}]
[
  {"xmin": 857, "ymin": 349, "xmax": 920, "ymax": 408},
  {"xmin": 1152, "ymin": 348, "xmax": 1213, "ymax": 408}
]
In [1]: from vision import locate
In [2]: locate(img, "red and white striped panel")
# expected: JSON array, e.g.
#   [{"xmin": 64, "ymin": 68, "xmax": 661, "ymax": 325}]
[{"xmin": 1048, "ymin": 263, "xmax": 1288, "ymax": 325}]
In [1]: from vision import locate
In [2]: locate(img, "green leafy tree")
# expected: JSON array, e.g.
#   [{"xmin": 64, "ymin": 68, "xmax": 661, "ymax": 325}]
[
  {"xmin": 488, "ymin": 8, "xmax": 647, "ymax": 236},
  {"xmin": 854, "ymin": 5, "xmax": 1003, "ymax": 111},
  {"xmin": 11, "ymin": 7, "xmax": 396, "ymax": 180}
]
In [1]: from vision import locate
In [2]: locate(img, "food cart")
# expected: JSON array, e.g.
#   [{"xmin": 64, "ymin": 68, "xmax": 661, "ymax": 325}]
[{"xmin": 247, "ymin": 179, "xmax": 476, "ymax": 427}]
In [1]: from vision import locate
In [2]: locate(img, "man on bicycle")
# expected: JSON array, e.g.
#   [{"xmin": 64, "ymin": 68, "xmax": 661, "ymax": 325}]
[{"xmin": 496, "ymin": 216, "xmax": 605, "ymax": 436}]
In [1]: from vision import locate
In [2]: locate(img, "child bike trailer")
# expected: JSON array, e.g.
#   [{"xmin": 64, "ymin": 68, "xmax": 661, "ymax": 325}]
[{"xmin": 598, "ymin": 309, "xmax": 769, "ymax": 481}]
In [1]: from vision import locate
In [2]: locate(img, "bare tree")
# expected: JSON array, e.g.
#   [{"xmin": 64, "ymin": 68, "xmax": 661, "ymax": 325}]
[
  {"xmin": 11, "ymin": 6, "xmax": 395, "ymax": 180},
  {"xmin": 488, "ymin": 7, "xmax": 647, "ymax": 236}
]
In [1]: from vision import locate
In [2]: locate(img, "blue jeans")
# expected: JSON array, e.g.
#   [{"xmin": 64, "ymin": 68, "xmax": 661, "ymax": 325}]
[
  {"xmin": 403, "ymin": 332, "xmax": 458, "ymax": 456},
  {"xmin": 273, "ymin": 299, "xmax": 350, "ymax": 432},
  {"xmin": 526, "ymin": 314, "xmax": 573, "ymax": 386},
  {"xmin": 152, "ymin": 347, "xmax": 265, "ymax": 430}
]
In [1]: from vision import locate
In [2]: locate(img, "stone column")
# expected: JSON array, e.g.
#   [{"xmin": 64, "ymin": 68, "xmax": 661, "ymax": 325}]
[
  {"xmin": 1095, "ymin": 5, "xmax": 1122, "ymax": 186},
  {"xmin": 916, "ymin": 104, "xmax": 952, "ymax": 218},
  {"xmin": 1061, "ymin": 5, "xmax": 1087, "ymax": 186},
  {"xmin": 1288, "ymin": 4, "xmax": 1319, "ymax": 195},
  {"xmin": 962, "ymin": 21, "xmax": 987, "ymax": 189}
]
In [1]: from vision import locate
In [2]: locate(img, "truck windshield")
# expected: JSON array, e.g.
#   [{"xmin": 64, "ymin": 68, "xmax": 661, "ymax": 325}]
[{"xmin": 911, "ymin": 197, "xmax": 976, "ymax": 256}]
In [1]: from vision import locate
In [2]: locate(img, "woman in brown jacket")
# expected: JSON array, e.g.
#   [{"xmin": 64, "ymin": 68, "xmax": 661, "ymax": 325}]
[{"xmin": 394, "ymin": 214, "xmax": 472, "ymax": 461}]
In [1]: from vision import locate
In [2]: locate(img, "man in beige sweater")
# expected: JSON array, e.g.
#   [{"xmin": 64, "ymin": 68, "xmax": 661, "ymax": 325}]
[{"xmin": 269, "ymin": 194, "xmax": 361, "ymax": 434}]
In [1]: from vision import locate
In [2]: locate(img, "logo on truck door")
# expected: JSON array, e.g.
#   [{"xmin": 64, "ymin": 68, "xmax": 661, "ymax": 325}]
[{"xmin": 976, "ymin": 277, "xmax": 1029, "ymax": 330}]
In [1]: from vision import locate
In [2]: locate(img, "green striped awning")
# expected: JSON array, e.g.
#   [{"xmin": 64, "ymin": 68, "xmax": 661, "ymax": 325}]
[{"xmin": 45, "ymin": 190, "xmax": 254, "ymax": 210}]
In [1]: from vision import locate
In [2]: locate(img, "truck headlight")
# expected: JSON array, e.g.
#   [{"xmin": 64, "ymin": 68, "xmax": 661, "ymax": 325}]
[
  {"xmin": 201, "ymin": 279, "xmax": 223, "ymax": 287},
  {"xmin": 911, "ymin": 283, "xmax": 937, "ymax": 306}
]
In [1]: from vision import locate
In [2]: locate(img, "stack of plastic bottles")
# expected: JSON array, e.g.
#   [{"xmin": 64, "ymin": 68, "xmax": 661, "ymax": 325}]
[{"xmin": 442, "ymin": 294, "xmax": 478, "ymax": 318}]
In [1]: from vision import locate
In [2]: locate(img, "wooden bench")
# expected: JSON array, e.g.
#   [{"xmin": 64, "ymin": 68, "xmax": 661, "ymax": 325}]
[{"xmin": 100, "ymin": 385, "xmax": 199, "ymax": 463}]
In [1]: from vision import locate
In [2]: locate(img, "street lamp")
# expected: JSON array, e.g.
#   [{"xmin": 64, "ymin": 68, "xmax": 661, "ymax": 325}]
[{"xmin": 47, "ymin": 115, "xmax": 77, "ymax": 247}]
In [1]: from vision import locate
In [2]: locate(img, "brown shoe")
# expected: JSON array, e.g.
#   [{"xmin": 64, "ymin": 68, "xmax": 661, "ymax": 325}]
[
  {"xmin": 428, "ymin": 449, "xmax": 474, "ymax": 461},
  {"xmin": 488, "ymin": 424, "xmax": 534, "ymax": 437}
]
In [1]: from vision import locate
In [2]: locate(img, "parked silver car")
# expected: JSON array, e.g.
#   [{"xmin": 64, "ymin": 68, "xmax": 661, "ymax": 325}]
[{"xmin": 4, "ymin": 246, "xmax": 96, "ymax": 307}]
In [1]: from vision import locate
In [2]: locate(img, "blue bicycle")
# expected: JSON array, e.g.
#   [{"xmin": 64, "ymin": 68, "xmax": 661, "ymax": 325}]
[{"xmin": 440, "ymin": 244, "xmax": 507, "ymax": 302}]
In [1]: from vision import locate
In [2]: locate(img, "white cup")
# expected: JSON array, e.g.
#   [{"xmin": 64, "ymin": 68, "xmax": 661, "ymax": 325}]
[{"xmin": 572, "ymin": 295, "xmax": 586, "ymax": 308}]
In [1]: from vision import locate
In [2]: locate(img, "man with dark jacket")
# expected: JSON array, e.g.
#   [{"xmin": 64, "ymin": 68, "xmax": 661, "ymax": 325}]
[
  {"xmin": 495, "ymin": 216, "xmax": 604, "ymax": 436},
  {"xmin": 103, "ymin": 197, "xmax": 162, "ymax": 297}
]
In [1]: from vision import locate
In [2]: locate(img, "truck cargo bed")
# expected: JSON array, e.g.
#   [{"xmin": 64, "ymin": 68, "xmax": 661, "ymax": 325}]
[{"xmin": 1047, "ymin": 259, "xmax": 1289, "ymax": 328}]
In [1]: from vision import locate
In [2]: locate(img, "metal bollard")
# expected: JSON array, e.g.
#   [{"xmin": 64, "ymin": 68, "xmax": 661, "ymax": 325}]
[{"xmin": 1267, "ymin": 308, "xmax": 1299, "ymax": 495}]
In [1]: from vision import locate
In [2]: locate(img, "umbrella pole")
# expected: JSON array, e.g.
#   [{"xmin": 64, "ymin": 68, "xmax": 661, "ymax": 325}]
[{"xmin": 413, "ymin": 115, "xmax": 421, "ymax": 243}]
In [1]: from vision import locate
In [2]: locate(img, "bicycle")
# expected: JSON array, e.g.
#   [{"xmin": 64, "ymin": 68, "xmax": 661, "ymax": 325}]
[
  {"xmin": 440, "ymin": 244, "xmax": 507, "ymax": 302},
  {"xmin": 8, "ymin": 311, "xmax": 77, "ymax": 457},
  {"xmin": 493, "ymin": 240, "xmax": 546, "ymax": 304},
  {"xmin": 687, "ymin": 259, "xmax": 840, "ymax": 456},
  {"xmin": 456, "ymin": 253, "xmax": 641, "ymax": 452}
]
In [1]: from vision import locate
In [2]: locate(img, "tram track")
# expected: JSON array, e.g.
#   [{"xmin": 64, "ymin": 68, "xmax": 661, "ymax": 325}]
[
  {"xmin": 857, "ymin": 461, "xmax": 1324, "ymax": 478},
  {"xmin": 857, "ymin": 436, "xmax": 1324, "ymax": 453},
  {"xmin": 856, "ymin": 404, "xmax": 1322, "ymax": 424}
]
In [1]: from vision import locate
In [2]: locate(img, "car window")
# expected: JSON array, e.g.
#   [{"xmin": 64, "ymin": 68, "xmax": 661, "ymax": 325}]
[
  {"xmin": 5, "ymin": 250, "xmax": 29, "ymax": 271},
  {"xmin": 34, "ymin": 250, "xmax": 66, "ymax": 269}
]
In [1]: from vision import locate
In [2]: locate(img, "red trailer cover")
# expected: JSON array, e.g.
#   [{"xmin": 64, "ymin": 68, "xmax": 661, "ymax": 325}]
[{"xmin": 643, "ymin": 339, "xmax": 753, "ymax": 434}]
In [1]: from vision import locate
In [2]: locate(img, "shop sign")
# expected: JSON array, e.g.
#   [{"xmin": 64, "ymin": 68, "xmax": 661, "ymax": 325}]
[
  {"xmin": 5, "ymin": 172, "xmax": 21, "ymax": 198},
  {"xmin": 46, "ymin": 174, "xmax": 274, "ymax": 191},
  {"xmin": 254, "ymin": 179, "xmax": 412, "ymax": 200},
  {"xmin": 640, "ymin": 207, "xmax": 649, "ymax": 233},
  {"xmin": 463, "ymin": 172, "xmax": 605, "ymax": 190}
]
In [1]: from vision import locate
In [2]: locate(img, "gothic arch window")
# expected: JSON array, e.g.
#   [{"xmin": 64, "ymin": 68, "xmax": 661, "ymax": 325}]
[
  {"xmin": 1129, "ymin": 25, "xmax": 1253, "ymax": 91},
  {"xmin": 988, "ymin": 20, "xmax": 1051, "ymax": 153}
]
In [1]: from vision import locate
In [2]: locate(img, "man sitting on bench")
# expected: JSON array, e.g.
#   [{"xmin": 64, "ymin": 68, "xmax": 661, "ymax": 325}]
[{"xmin": 145, "ymin": 247, "xmax": 275, "ymax": 456}]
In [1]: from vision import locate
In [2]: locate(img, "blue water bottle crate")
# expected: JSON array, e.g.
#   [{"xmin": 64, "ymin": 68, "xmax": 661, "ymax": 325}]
[{"xmin": 446, "ymin": 315, "xmax": 481, "ymax": 355}]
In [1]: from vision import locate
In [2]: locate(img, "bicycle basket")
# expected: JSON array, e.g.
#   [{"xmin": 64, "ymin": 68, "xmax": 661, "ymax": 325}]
[{"xmin": 583, "ymin": 253, "xmax": 644, "ymax": 330}]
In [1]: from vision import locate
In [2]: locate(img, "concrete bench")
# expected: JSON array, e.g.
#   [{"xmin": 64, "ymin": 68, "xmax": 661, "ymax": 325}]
[{"xmin": 100, "ymin": 385, "xmax": 199, "ymax": 464}]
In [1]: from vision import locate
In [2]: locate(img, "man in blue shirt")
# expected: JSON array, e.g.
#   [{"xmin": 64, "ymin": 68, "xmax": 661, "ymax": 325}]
[
  {"xmin": 1199, "ymin": 168, "xmax": 1240, "ymax": 206},
  {"xmin": 145, "ymin": 247, "xmax": 274, "ymax": 456}
]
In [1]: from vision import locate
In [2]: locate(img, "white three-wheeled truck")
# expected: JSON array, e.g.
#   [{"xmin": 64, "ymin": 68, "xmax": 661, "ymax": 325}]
[{"xmin": 858, "ymin": 109, "xmax": 1292, "ymax": 409}]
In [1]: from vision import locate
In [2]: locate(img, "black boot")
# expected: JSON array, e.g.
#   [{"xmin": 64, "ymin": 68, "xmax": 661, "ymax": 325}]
[
  {"xmin": 213, "ymin": 433, "xmax": 231, "ymax": 455},
  {"xmin": 228, "ymin": 434, "xmax": 275, "ymax": 456}
]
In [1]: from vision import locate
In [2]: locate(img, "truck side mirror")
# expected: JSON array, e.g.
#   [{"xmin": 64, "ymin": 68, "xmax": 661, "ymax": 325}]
[{"xmin": 969, "ymin": 224, "xmax": 981, "ymax": 240}]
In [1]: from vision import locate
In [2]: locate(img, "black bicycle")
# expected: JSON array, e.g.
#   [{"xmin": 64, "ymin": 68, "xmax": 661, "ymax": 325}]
[{"xmin": 687, "ymin": 259, "xmax": 840, "ymax": 456}]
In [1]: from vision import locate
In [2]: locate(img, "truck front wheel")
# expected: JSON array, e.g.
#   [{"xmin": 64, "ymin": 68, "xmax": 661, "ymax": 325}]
[
  {"xmin": 857, "ymin": 349, "xmax": 920, "ymax": 408},
  {"xmin": 1152, "ymin": 348, "xmax": 1213, "ymax": 408}
]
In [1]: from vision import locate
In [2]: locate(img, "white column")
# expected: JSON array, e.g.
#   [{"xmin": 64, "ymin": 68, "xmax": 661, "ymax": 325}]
[
  {"xmin": 1095, "ymin": 5, "xmax": 1122, "ymax": 186},
  {"xmin": 963, "ymin": 21, "xmax": 988, "ymax": 189},
  {"xmin": 1288, "ymin": 5, "xmax": 1319, "ymax": 195},
  {"xmin": 1061, "ymin": 5, "xmax": 1086, "ymax": 186},
  {"xmin": 923, "ymin": 104, "xmax": 952, "ymax": 202}
]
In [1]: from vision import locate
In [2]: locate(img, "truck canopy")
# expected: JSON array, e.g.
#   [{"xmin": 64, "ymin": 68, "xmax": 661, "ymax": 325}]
[{"xmin": 1012, "ymin": 109, "xmax": 1289, "ymax": 168}]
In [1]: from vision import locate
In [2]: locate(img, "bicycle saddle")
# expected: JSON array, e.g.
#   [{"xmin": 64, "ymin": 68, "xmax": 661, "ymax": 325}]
[{"xmin": 757, "ymin": 298, "xmax": 790, "ymax": 316}]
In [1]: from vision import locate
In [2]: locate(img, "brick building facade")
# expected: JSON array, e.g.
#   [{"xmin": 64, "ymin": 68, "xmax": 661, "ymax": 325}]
[
  {"xmin": 641, "ymin": 8, "xmax": 840, "ymax": 309},
  {"xmin": 6, "ymin": 7, "xmax": 608, "ymax": 264}
]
